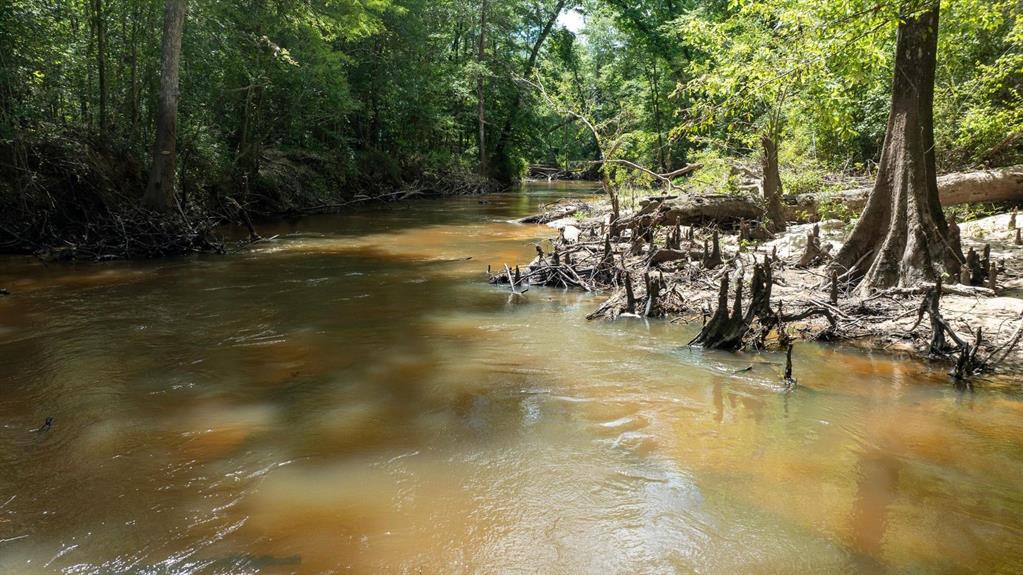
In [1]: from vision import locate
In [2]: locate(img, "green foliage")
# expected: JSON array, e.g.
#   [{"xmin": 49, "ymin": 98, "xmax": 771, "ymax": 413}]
[
  {"xmin": 937, "ymin": 1, "xmax": 1022, "ymax": 166},
  {"xmin": 948, "ymin": 203, "xmax": 1006, "ymax": 224},
  {"xmin": 816, "ymin": 199, "xmax": 856, "ymax": 222},
  {"xmin": 685, "ymin": 148, "xmax": 743, "ymax": 195},
  {"xmin": 0, "ymin": 0, "xmax": 1020, "ymax": 237}
]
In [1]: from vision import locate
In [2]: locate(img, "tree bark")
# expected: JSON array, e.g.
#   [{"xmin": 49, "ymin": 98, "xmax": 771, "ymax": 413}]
[
  {"xmin": 642, "ymin": 195, "xmax": 765, "ymax": 227},
  {"xmin": 762, "ymin": 134, "xmax": 785, "ymax": 233},
  {"xmin": 491, "ymin": 0, "xmax": 567, "ymax": 181},
  {"xmin": 92, "ymin": 0, "xmax": 108, "ymax": 135},
  {"xmin": 476, "ymin": 0, "xmax": 488, "ymax": 176},
  {"xmin": 831, "ymin": 2, "xmax": 960, "ymax": 291},
  {"xmin": 649, "ymin": 59, "xmax": 668, "ymax": 173},
  {"xmin": 143, "ymin": 0, "xmax": 187, "ymax": 211}
]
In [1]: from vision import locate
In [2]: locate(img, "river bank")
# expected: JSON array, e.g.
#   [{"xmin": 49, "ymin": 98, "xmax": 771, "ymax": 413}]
[
  {"xmin": 495, "ymin": 193, "xmax": 1023, "ymax": 380},
  {"xmin": 0, "ymin": 131, "xmax": 506, "ymax": 261}
]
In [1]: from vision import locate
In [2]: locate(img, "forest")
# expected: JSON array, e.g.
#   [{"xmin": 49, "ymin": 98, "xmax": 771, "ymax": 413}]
[
  {"xmin": 0, "ymin": 0, "xmax": 1018, "ymax": 256},
  {"xmin": 4, "ymin": 1, "xmax": 1023, "ymax": 572}
]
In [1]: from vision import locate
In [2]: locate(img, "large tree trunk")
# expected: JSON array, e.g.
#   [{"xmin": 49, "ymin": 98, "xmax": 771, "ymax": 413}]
[
  {"xmin": 831, "ymin": 2, "xmax": 959, "ymax": 291},
  {"xmin": 143, "ymin": 0, "xmax": 187, "ymax": 211},
  {"xmin": 762, "ymin": 134, "xmax": 785, "ymax": 233}
]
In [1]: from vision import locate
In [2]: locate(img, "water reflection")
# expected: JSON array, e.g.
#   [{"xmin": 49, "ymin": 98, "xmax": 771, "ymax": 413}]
[{"xmin": 1, "ymin": 183, "xmax": 1022, "ymax": 573}]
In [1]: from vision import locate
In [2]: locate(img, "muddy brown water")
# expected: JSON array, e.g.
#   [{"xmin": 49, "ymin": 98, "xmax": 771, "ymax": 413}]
[{"xmin": 1, "ymin": 183, "xmax": 1022, "ymax": 574}]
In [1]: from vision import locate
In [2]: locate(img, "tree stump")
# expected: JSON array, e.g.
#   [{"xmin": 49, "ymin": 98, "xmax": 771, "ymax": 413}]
[
  {"xmin": 966, "ymin": 247, "xmax": 985, "ymax": 286},
  {"xmin": 947, "ymin": 215, "xmax": 964, "ymax": 280},
  {"xmin": 783, "ymin": 344, "xmax": 795, "ymax": 385},
  {"xmin": 643, "ymin": 272, "xmax": 665, "ymax": 318},
  {"xmin": 830, "ymin": 269, "xmax": 839, "ymax": 305},
  {"xmin": 690, "ymin": 274, "xmax": 746, "ymax": 350},
  {"xmin": 923, "ymin": 278, "xmax": 949, "ymax": 356},
  {"xmin": 690, "ymin": 259, "xmax": 775, "ymax": 351},
  {"xmin": 797, "ymin": 224, "xmax": 827, "ymax": 268},
  {"xmin": 624, "ymin": 271, "xmax": 636, "ymax": 313},
  {"xmin": 703, "ymin": 230, "xmax": 723, "ymax": 269}
]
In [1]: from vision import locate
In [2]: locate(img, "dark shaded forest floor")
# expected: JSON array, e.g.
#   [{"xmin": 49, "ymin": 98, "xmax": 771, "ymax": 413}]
[{"xmin": 0, "ymin": 133, "xmax": 505, "ymax": 260}]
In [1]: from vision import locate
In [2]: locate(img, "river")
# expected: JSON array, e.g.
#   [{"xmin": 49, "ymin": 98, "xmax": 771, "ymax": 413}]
[{"xmin": 1, "ymin": 183, "xmax": 1022, "ymax": 574}]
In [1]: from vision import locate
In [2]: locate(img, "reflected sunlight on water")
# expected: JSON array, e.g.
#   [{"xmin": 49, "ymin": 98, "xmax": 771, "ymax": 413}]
[{"xmin": 1, "ymin": 183, "xmax": 1022, "ymax": 574}]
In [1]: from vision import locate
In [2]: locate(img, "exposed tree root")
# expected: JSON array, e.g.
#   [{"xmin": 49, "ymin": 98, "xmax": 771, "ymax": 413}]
[{"xmin": 501, "ymin": 197, "xmax": 1023, "ymax": 380}]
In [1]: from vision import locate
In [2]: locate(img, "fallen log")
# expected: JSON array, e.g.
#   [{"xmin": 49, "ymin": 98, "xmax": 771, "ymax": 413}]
[
  {"xmin": 883, "ymin": 282, "xmax": 996, "ymax": 298},
  {"xmin": 626, "ymin": 167, "xmax": 1023, "ymax": 227},
  {"xmin": 648, "ymin": 248, "xmax": 691, "ymax": 266},
  {"xmin": 515, "ymin": 167, "xmax": 1022, "ymax": 230},
  {"xmin": 786, "ymin": 166, "xmax": 1023, "ymax": 220},
  {"xmin": 515, "ymin": 202, "xmax": 587, "ymax": 224},
  {"xmin": 658, "ymin": 195, "xmax": 764, "ymax": 226}
]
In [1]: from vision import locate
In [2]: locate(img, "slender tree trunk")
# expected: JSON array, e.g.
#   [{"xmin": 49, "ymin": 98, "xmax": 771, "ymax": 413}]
[
  {"xmin": 761, "ymin": 134, "xmax": 785, "ymax": 233},
  {"xmin": 129, "ymin": 0, "xmax": 140, "ymax": 146},
  {"xmin": 92, "ymin": 0, "xmax": 107, "ymax": 135},
  {"xmin": 476, "ymin": 0, "xmax": 487, "ymax": 176},
  {"xmin": 649, "ymin": 59, "xmax": 667, "ymax": 173},
  {"xmin": 491, "ymin": 0, "xmax": 568, "ymax": 180},
  {"xmin": 83, "ymin": 7, "xmax": 93, "ymax": 126},
  {"xmin": 831, "ymin": 1, "xmax": 959, "ymax": 291},
  {"xmin": 143, "ymin": 0, "xmax": 187, "ymax": 211}
]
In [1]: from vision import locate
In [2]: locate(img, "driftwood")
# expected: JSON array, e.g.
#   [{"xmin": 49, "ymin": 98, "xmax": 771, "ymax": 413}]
[
  {"xmin": 515, "ymin": 202, "xmax": 587, "ymax": 224},
  {"xmin": 905, "ymin": 278, "xmax": 1020, "ymax": 380},
  {"xmin": 649, "ymin": 248, "xmax": 690, "ymax": 266},
  {"xmin": 35, "ymin": 417, "xmax": 54, "ymax": 433},
  {"xmin": 883, "ymin": 282, "xmax": 996, "ymax": 298}
]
